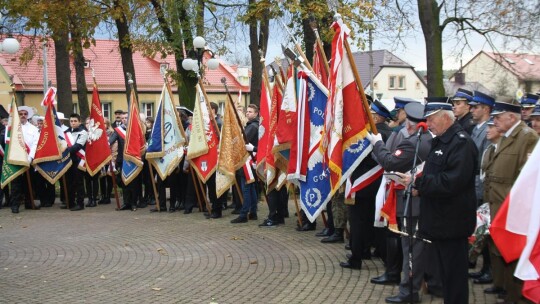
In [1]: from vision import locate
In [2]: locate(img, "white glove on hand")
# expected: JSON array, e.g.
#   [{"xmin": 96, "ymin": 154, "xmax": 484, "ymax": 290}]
[
  {"xmin": 245, "ymin": 143, "xmax": 254, "ymax": 152},
  {"xmin": 366, "ymin": 132, "xmax": 382, "ymax": 146}
]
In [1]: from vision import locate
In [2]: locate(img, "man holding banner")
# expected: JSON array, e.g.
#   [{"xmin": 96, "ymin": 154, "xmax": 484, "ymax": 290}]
[{"xmin": 64, "ymin": 114, "xmax": 88, "ymax": 211}]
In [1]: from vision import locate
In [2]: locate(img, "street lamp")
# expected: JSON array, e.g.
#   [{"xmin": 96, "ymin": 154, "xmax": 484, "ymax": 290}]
[
  {"xmin": 0, "ymin": 12, "xmax": 20, "ymax": 54},
  {"xmin": 181, "ymin": 36, "xmax": 219, "ymax": 73}
]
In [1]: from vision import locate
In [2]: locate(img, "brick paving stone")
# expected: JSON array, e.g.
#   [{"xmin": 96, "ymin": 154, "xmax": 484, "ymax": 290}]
[{"xmin": 0, "ymin": 200, "xmax": 498, "ymax": 303}]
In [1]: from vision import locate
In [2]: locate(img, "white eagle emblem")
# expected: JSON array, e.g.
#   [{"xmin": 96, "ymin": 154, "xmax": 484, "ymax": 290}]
[
  {"xmin": 87, "ymin": 119, "xmax": 104, "ymax": 142},
  {"xmin": 435, "ymin": 150, "xmax": 443, "ymax": 156}
]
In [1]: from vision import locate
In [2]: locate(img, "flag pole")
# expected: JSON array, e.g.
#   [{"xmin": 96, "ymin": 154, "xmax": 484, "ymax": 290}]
[
  {"xmin": 109, "ymin": 161, "xmax": 121, "ymax": 209},
  {"xmin": 148, "ymin": 164, "xmax": 160, "ymax": 212},
  {"xmin": 190, "ymin": 169, "xmax": 204, "ymax": 212},
  {"xmin": 289, "ymin": 183, "xmax": 303, "ymax": 227},
  {"xmin": 310, "ymin": 20, "xmax": 330, "ymax": 75},
  {"xmin": 279, "ymin": 20, "xmax": 314, "ymax": 73},
  {"xmin": 342, "ymin": 34, "xmax": 378, "ymax": 134},
  {"xmin": 62, "ymin": 175, "xmax": 70, "ymax": 209}
]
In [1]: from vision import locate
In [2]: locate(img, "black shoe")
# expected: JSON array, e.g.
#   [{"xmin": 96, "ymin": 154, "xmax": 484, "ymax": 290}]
[
  {"xmin": 231, "ymin": 209, "xmax": 240, "ymax": 215},
  {"xmin": 484, "ymin": 286, "xmax": 506, "ymax": 294},
  {"xmin": 339, "ymin": 260, "xmax": 362, "ymax": 270},
  {"xmin": 11, "ymin": 208, "xmax": 19, "ymax": 214},
  {"xmin": 183, "ymin": 209, "xmax": 192, "ymax": 214},
  {"xmin": 98, "ymin": 197, "xmax": 111, "ymax": 205},
  {"xmin": 118, "ymin": 204, "xmax": 134, "ymax": 211},
  {"xmin": 469, "ymin": 270, "xmax": 484, "ymax": 278},
  {"xmin": 484, "ymin": 286, "xmax": 505, "ymax": 294},
  {"xmin": 137, "ymin": 202, "xmax": 148, "ymax": 208},
  {"xmin": 60, "ymin": 204, "xmax": 68, "ymax": 209},
  {"xmin": 259, "ymin": 218, "xmax": 278, "ymax": 227},
  {"xmin": 177, "ymin": 203, "xmax": 185, "ymax": 210},
  {"xmin": 321, "ymin": 230, "xmax": 345, "ymax": 243},
  {"xmin": 370, "ymin": 273, "xmax": 400, "ymax": 285},
  {"xmin": 206, "ymin": 211, "xmax": 222, "ymax": 219},
  {"xmin": 275, "ymin": 218, "xmax": 285, "ymax": 224},
  {"xmin": 168, "ymin": 208, "xmax": 176, "ymax": 213},
  {"xmin": 345, "ymin": 244, "xmax": 351, "ymax": 250},
  {"xmin": 473, "ymin": 272, "xmax": 493, "ymax": 284},
  {"xmin": 86, "ymin": 200, "xmax": 97, "ymax": 208},
  {"xmin": 296, "ymin": 223, "xmax": 316, "ymax": 231},
  {"xmin": 230, "ymin": 216, "xmax": 248, "ymax": 224},
  {"xmin": 248, "ymin": 213, "xmax": 258, "ymax": 220},
  {"xmin": 385, "ymin": 293, "xmax": 420, "ymax": 303},
  {"xmin": 315, "ymin": 228, "xmax": 331, "ymax": 237},
  {"xmin": 426, "ymin": 286, "xmax": 443, "ymax": 298},
  {"xmin": 469, "ymin": 260, "xmax": 477, "ymax": 269},
  {"xmin": 70, "ymin": 205, "xmax": 84, "ymax": 211}
]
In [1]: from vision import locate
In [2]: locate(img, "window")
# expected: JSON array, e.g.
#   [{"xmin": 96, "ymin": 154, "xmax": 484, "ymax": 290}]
[
  {"xmin": 72, "ymin": 103, "xmax": 78, "ymax": 114},
  {"xmin": 389, "ymin": 75, "xmax": 406, "ymax": 90},
  {"xmin": 373, "ymin": 81, "xmax": 378, "ymax": 90},
  {"xmin": 84, "ymin": 60, "xmax": 91, "ymax": 68},
  {"xmin": 142, "ymin": 102, "xmax": 154, "ymax": 118},
  {"xmin": 415, "ymin": 81, "xmax": 421, "ymax": 90},
  {"xmin": 101, "ymin": 102, "xmax": 111, "ymax": 120}
]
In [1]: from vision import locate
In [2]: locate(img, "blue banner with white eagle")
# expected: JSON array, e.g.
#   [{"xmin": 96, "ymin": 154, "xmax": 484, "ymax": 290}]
[{"xmin": 298, "ymin": 73, "xmax": 333, "ymax": 223}]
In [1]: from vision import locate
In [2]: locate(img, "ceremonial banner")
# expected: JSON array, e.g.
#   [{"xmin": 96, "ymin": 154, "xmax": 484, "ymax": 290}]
[
  {"xmin": 256, "ymin": 76, "xmax": 271, "ymax": 181},
  {"xmin": 216, "ymin": 96, "xmax": 248, "ymax": 197},
  {"xmin": 85, "ymin": 85, "xmax": 112, "ymax": 176},
  {"xmin": 323, "ymin": 18, "xmax": 372, "ymax": 193},
  {"xmin": 287, "ymin": 71, "xmax": 310, "ymax": 183},
  {"xmin": 33, "ymin": 89, "xmax": 73, "ymax": 184},
  {"xmin": 147, "ymin": 84, "xmax": 185, "ymax": 180},
  {"xmin": 33, "ymin": 88, "xmax": 62, "ymax": 163},
  {"xmin": 122, "ymin": 89, "xmax": 145, "ymax": 185},
  {"xmin": 264, "ymin": 80, "xmax": 282, "ymax": 191},
  {"xmin": 274, "ymin": 67, "xmax": 296, "ymax": 153},
  {"xmin": 187, "ymin": 84, "xmax": 218, "ymax": 183},
  {"xmin": 298, "ymin": 74, "xmax": 332, "ymax": 223},
  {"xmin": 313, "ymin": 42, "xmax": 329, "ymax": 88},
  {"xmin": 1, "ymin": 98, "xmax": 30, "ymax": 188}
]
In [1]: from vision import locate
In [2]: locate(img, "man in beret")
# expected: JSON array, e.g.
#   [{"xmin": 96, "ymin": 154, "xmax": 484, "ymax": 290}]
[
  {"xmin": 484, "ymin": 98, "xmax": 538, "ymax": 303},
  {"xmin": 452, "ymin": 88, "xmax": 475, "ymax": 135}
]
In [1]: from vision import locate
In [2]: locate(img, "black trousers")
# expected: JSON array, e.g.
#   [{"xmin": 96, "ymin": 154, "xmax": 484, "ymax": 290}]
[
  {"xmin": 432, "ymin": 238, "xmax": 469, "ymax": 304},
  {"xmin": 66, "ymin": 166, "xmax": 85, "ymax": 208},
  {"xmin": 267, "ymin": 187, "xmax": 288, "ymax": 221}
]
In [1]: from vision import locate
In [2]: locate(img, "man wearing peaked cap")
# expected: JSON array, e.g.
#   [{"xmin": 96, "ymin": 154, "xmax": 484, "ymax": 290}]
[
  {"xmin": 392, "ymin": 97, "xmax": 419, "ymax": 130},
  {"xmin": 402, "ymin": 96, "xmax": 478, "ymax": 303},
  {"xmin": 520, "ymin": 93, "xmax": 539, "ymax": 127},
  {"xmin": 370, "ymin": 99, "xmax": 393, "ymax": 139},
  {"xmin": 466, "ymin": 91, "xmax": 496, "ymax": 284},
  {"xmin": 451, "ymin": 89, "xmax": 475, "ymax": 134},
  {"xmin": 530, "ymin": 104, "xmax": 540, "ymax": 135},
  {"xmin": 484, "ymin": 97, "xmax": 538, "ymax": 302},
  {"xmin": 366, "ymin": 102, "xmax": 433, "ymax": 303}
]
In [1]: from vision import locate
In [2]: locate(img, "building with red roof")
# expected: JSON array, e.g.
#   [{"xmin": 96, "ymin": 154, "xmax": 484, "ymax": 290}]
[{"xmin": 0, "ymin": 36, "xmax": 250, "ymax": 119}]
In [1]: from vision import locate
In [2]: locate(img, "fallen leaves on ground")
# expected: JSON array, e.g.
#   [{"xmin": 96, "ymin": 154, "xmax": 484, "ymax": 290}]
[{"xmin": 157, "ymin": 248, "xmax": 168, "ymax": 256}]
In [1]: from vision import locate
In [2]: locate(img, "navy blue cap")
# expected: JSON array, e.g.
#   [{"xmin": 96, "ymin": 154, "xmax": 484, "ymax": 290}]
[
  {"xmin": 470, "ymin": 91, "xmax": 495, "ymax": 107},
  {"xmin": 491, "ymin": 99, "xmax": 521, "ymax": 115},
  {"xmin": 452, "ymin": 88, "xmax": 473, "ymax": 102},
  {"xmin": 521, "ymin": 93, "xmax": 539, "ymax": 108},
  {"xmin": 370, "ymin": 100, "xmax": 392, "ymax": 119},
  {"xmin": 423, "ymin": 96, "xmax": 452, "ymax": 118},
  {"xmin": 530, "ymin": 104, "xmax": 540, "ymax": 117},
  {"xmin": 394, "ymin": 97, "xmax": 418, "ymax": 109},
  {"xmin": 404, "ymin": 103, "xmax": 426, "ymax": 123}
]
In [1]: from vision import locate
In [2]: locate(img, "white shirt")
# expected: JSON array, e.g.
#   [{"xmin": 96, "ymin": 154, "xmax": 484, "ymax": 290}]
[
  {"xmin": 21, "ymin": 121, "xmax": 39, "ymax": 159},
  {"xmin": 504, "ymin": 120, "xmax": 521, "ymax": 138}
]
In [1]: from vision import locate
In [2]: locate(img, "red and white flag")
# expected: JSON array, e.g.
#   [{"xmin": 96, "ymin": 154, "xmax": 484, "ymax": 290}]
[
  {"xmin": 490, "ymin": 141, "xmax": 540, "ymax": 263},
  {"xmin": 256, "ymin": 75, "xmax": 271, "ymax": 181},
  {"xmin": 500, "ymin": 141, "xmax": 540, "ymax": 303},
  {"xmin": 85, "ymin": 85, "xmax": 112, "ymax": 176}
]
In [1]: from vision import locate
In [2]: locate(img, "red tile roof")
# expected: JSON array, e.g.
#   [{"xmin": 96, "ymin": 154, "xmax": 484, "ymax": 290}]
[
  {"xmin": 485, "ymin": 52, "xmax": 540, "ymax": 81},
  {"xmin": 0, "ymin": 35, "xmax": 249, "ymax": 93}
]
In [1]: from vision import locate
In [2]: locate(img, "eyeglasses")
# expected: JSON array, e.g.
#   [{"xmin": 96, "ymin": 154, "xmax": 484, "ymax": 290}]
[{"xmin": 18, "ymin": 112, "xmax": 28, "ymax": 116}]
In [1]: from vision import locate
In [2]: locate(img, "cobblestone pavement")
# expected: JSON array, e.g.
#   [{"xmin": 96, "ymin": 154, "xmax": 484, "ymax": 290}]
[{"xmin": 0, "ymin": 201, "xmax": 497, "ymax": 304}]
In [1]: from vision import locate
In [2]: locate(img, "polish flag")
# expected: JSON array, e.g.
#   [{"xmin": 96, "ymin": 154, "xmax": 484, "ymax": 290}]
[{"xmin": 512, "ymin": 141, "xmax": 540, "ymax": 303}]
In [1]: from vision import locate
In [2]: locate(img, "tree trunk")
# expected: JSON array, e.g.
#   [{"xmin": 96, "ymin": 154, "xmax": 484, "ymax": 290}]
[
  {"xmin": 114, "ymin": 0, "xmax": 138, "ymax": 106},
  {"xmin": 247, "ymin": 0, "xmax": 269, "ymax": 107},
  {"xmin": 53, "ymin": 31, "xmax": 73, "ymax": 116},
  {"xmin": 71, "ymin": 37, "xmax": 90, "ymax": 120},
  {"xmin": 417, "ymin": 0, "xmax": 445, "ymax": 97}
]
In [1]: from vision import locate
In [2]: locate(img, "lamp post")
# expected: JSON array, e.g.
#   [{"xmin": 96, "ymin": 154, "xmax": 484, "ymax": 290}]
[
  {"xmin": 181, "ymin": 36, "xmax": 219, "ymax": 74},
  {"xmin": 0, "ymin": 12, "xmax": 20, "ymax": 55}
]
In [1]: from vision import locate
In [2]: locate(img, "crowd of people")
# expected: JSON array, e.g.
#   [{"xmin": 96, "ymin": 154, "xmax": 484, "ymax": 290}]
[{"xmin": 1, "ymin": 88, "xmax": 539, "ymax": 304}]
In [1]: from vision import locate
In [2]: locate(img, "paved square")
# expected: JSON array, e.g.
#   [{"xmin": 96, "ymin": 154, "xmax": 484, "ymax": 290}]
[{"xmin": 0, "ymin": 202, "xmax": 495, "ymax": 303}]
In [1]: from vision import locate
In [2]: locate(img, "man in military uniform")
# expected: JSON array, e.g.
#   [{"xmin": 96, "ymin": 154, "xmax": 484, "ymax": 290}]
[
  {"xmin": 530, "ymin": 104, "xmax": 540, "ymax": 135},
  {"xmin": 467, "ymin": 91, "xmax": 495, "ymax": 284},
  {"xmin": 367, "ymin": 102, "xmax": 433, "ymax": 303},
  {"xmin": 520, "ymin": 93, "xmax": 539, "ymax": 127},
  {"xmin": 484, "ymin": 98, "xmax": 538, "ymax": 303},
  {"xmin": 452, "ymin": 88, "xmax": 475, "ymax": 134},
  {"xmin": 403, "ymin": 99, "xmax": 478, "ymax": 304}
]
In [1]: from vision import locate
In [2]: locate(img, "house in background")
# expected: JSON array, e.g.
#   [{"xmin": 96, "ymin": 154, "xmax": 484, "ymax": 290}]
[
  {"xmin": 0, "ymin": 36, "xmax": 250, "ymax": 120},
  {"xmin": 444, "ymin": 71, "xmax": 492, "ymax": 97},
  {"xmin": 450, "ymin": 51, "xmax": 540, "ymax": 97},
  {"xmin": 352, "ymin": 50, "xmax": 427, "ymax": 102}
]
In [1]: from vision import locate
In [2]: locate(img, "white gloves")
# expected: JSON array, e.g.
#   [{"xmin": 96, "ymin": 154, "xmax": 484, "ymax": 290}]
[
  {"xmin": 366, "ymin": 132, "xmax": 382, "ymax": 146},
  {"xmin": 245, "ymin": 143, "xmax": 254, "ymax": 152}
]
